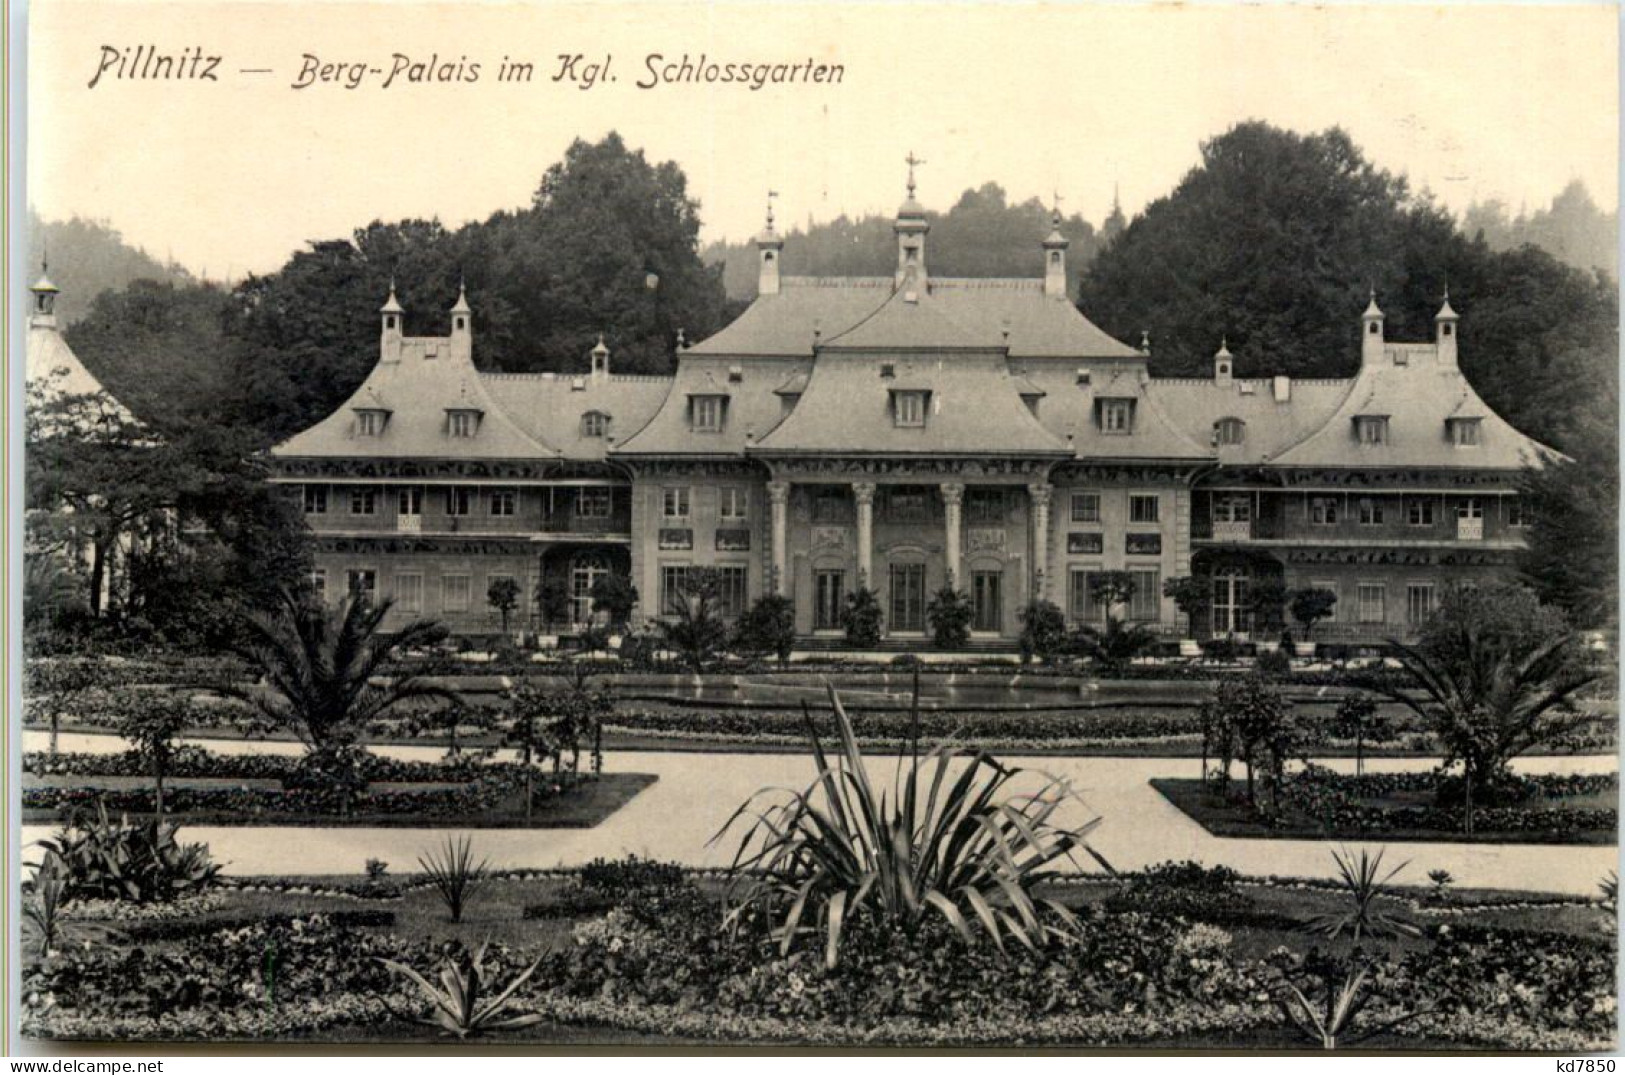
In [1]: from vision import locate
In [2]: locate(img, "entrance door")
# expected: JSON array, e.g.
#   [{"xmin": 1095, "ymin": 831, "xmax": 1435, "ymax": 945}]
[
  {"xmin": 971, "ymin": 570, "xmax": 1002, "ymax": 633},
  {"xmin": 889, "ymin": 563, "xmax": 926, "ymax": 633},
  {"xmin": 570, "ymin": 552, "xmax": 610, "ymax": 625},
  {"xmin": 814, "ymin": 570, "xmax": 845, "ymax": 630},
  {"xmin": 1211, "ymin": 566, "xmax": 1251, "ymax": 636}
]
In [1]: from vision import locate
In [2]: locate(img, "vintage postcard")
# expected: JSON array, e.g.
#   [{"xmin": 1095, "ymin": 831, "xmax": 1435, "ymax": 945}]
[{"xmin": 15, "ymin": 0, "xmax": 1620, "ymax": 1054}]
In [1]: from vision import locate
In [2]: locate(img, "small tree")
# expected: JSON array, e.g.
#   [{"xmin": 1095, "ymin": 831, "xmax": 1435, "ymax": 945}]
[
  {"xmin": 1291, "ymin": 588, "xmax": 1339, "ymax": 642},
  {"xmin": 926, "ymin": 587, "xmax": 973, "ymax": 649},
  {"xmin": 590, "ymin": 573, "xmax": 639, "ymax": 631},
  {"xmin": 24, "ymin": 658, "xmax": 109, "ymax": 759},
  {"xmin": 534, "ymin": 578, "xmax": 571, "ymax": 628},
  {"xmin": 1249, "ymin": 577, "xmax": 1290, "ymax": 637},
  {"xmin": 733, "ymin": 593, "xmax": 797, "ymax": 666},
  {"xmin": 1163, "ymin": 576, "xmax": 1211, "ymax": 638},
  {"xmin": 1017, "ymin": 599, "xmax": 1068, "ymax": 664},
  {"xmin": 503, "ymin": 668, "xmax": 615, "ymax": 820},
  {"xmin": 113, "ymin": 692, "xmax": 192, "ymax": 821},
  {"xmin": 487, "ymin": 577, "xmax": 521, "ymax": 635},
  {"xmin": 1201, "ymin": 674, "xmax": 1296, "ymax": 811},
  {"xmin": 658, "ymin": 566, "xmax": 732, "ymax": 672},
  {"xmin": 842, "ymin": 587, "xmax": 884, "ymax": 649},
  {"xmin": 1329, "ymin": 694, "xmax": 1387, "ymax": 778},
  {"xmin": 1087, "ymin": 570, "xmax": 1138, "ymax": 619}
]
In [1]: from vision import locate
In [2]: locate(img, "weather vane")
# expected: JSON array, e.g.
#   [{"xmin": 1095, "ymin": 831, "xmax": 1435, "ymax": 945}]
[{"xmin": 905, "ymin": 151, "xmax": 926, "ymax": 198}]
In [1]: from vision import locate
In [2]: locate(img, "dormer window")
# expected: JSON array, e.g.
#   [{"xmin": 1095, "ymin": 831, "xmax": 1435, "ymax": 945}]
[
  {"xmin": 582, "ymin": 411, "xmax": 611, "ymax": 438},
  {"xmin": 1214, "ymin": 417, "xmax": 1246, "ymax": 446},
  {"xmin": 1097, "ymin": 398, "xmax": 1135, "ymax": 434},
  {"xmin": 354, "ymin": 408, "xmax": 390, "ymax": 437},
  {"xmin": 892, "ymin": 389, "xmax": 929, "ymax": 428},
  {"xmin": 1354, "ymin": 415, "xmax": 1390, "ymax": 445},
  {"xmin": 1448, "ymin": 417, "xmax": 1482, "ymax": 447},
  {"xmin": 690, "ymin": 394, "xmax": 727, "ymax": 432},
  {"xmin": 446, "ymin": 409, "xmax": 482, "ymax": 438}
]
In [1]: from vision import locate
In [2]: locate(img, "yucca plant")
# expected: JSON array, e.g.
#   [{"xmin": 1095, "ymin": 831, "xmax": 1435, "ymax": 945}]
[
  {"xmin": 1308, "ymin": 846, "xmax": 1419, "ymax": 943},
  {"xmin": 713, "ymin": 683, "xmax": 1101, "ymax": 968},
  {"xmin": 24, "ymin": 850, "xmax": 70, "ymax": 955},
  {"xmin": 419, "ymin": 835, "xmax": 488, "ymax": 923},
  {"xmin": 379, "ymin": 941, "xmax": 544, "ymax": 1038},
  {"xmin": 1277, "ymin": 958, "xmax": 1423, "ymax": 1050}
]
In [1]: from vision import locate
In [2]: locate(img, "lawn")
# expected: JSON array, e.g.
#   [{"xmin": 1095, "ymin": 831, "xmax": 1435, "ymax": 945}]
[{"xmin": 1152, "ymin": 777, "xmax": 1619, "ymax": 846}]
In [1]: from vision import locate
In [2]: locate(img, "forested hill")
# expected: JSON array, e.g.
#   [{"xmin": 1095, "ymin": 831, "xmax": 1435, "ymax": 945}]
[
  {"xmin": 700, "ymin": 183, "xmax": 1125, "ymax": 300},
  {"xmin": 24, "ymin": 210, "xmax": 192, "ymax": 326}
]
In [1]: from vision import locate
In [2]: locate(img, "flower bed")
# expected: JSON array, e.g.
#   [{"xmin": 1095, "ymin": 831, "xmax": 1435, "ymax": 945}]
[{"xmin": 25, "ymin": 748, "xmax": 495, "ymax": 785}]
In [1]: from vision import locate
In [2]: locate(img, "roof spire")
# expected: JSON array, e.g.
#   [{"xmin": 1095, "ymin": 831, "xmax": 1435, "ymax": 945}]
[
  {"xmin": 1050, "ymin": 189, "xmax": 1064, "ymax": 228},
  {"xmin": 905, "ymin": 150, "xmax": 926, "ymax": 200},
  {"xmin": 765, "ymin": 189, "xmax": 778, "ymax": 232}
]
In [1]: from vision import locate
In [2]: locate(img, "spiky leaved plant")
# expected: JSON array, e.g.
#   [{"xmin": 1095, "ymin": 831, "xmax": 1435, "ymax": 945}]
[
  {"xmin": 24, "ymin": 850, "xmax": 69, "ymax": 956},
  {"xmin": 1276, "ymin": 955, "xmax": 1426, "ymax": 1050},
  {"xmin": 714, "ymin": 682, "xmax": 1102, "ymax": 968},
  {"xmin": 379, "ymin": 941, "xmax": 544, "ymax": 1038},
  {"xmin": 419, "ymin": 835, "xmax": 488, "ymax": 924},
  {"xmin": 1308, "ymin": 846, "xmax": 1419, "ymax": 943}
]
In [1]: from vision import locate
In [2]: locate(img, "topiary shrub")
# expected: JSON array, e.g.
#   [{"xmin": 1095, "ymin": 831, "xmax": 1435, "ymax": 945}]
[
  {"xmin": 926, "ymin": 587, "xmax": 973, "ymax": 649},
  {"xmin": 1018, "ymin": 599, "xmax": 1069, "ymax": 664},
  {"xmin": 842, "ymin": 587, "xmax": 884, "ymax": 648}
]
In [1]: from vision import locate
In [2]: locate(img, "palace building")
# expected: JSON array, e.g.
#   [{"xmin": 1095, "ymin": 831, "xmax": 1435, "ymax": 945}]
[{"xmin": 268, "ymin": 176, "xmax": 1550, "ymax": 649}]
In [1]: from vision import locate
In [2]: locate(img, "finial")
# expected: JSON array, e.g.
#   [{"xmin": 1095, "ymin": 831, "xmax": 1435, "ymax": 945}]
[
  {"xmin": 1051, "ymin": 189, "xmax": 1064, "ymax": 226},
  {"xmin": 41, "ymin": 243, "xmax": 48, "ymax": 275},
  {"xmin": 1140, "ymin": 329, "xmax": 1151, "ymax": 352},
  {"xmin": 596, "ymin": 333, "xmax": 606, "ymax": 348},
  {"xmin": 676, "ymin": 327, "xmax": 687, "ymax": 349},
  {"xmin": 905, "ymin": 150, "xmax": 926, "ymax": 199},
  {"xmin": 766, "ymin": 190, "xmax": 779, "ymax": 231}
]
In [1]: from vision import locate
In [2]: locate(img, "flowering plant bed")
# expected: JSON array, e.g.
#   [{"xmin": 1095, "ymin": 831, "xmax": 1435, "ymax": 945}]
[{"xmin": 1151, "ymin": 776, "xmax": 1618, "ymax": 846}]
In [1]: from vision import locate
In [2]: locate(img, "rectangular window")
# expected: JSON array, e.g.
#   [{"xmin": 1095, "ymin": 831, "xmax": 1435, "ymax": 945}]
[
  {"xmin": 446, "ymin": 487, "xmax": 472, "ymax": 517},
  {"xmin": 448, "ymin": 411, "xmax": 479, "ymax": 438},
  {"xmin": 346, "ymin": 569, "xmax": 377, "ymax": 601},
  {"xmin": 1357, "ymin": 497, "xmax": 1384, "ymax": 526},
  {"xmin": 893, "ymin": 390, "xmax": 928, "ymax": 428},
  {"xmin": 660, "ymin": 565, "xmax": 691, "ymax": 616},
  {"xmin": 1128, "ymin": 494, "xmax": 1160, "ymax": 524},
  {"xmin": 397, "ymin": 487, "xmax": 423, "ymax": 515},
  {"xmin": 576, "ymin": 487, "xmax": 612, "ymax": 519},
  {"xmin": 1310, "ymin": 496, "xmax": 1339, "ymax": 525},
  {"xmin": 1407, "ymin": 498, "xmax": 1436, "ymax": 526},
  {"xmin": 356, "ymin": 410, "xmax": 387, "ymax": 437},
  {"xmin": 1212, "ymin": 495, "xmax": 1252, "ymax": 523},
  {"xmin": 971, "ymin": 571, "xmax": 1003, "ymax": 633},
  {"xmin": 716, "ymin": 566, "xmax": 748, "ymax": 620},
  {"xmin": 350, "ymin": 488, "xmax": 376, "ymax": 515},
  {"xmin": 442, "ymin": 574, "xmax": 472, "ymax": 613},
  {"xmin": 1070, "ymin": 492, "xmax": 1101, "ymax": 523},
  {"xmin": 1355, "ymin": 416, "xmax": 1389, "ymax": 445},
  {"xmin": 719, "ymin": 487, "xmax": 748, "ymax": 521},
  {"xmin": 889, "ymin": 563, "xmax": 927, "ymax": 631},
  {"xmin": 1507, "ymin": 498, "xmax": 1528, "ymax": 527},
  {"xmin": 310, "ymin": 570, "xmax": 328, "ymax": 603},
  {"xmin": 394, "ymin": 572, "xmax": 423, "ymax": 613},
  {"xmin": 691, "ymin": 395, "xmax": 726, "ymax": 432},
  {"xmin": 1128, "ymin": 569, "xmax": 1161, "ymax": 622},
  {"xmin": 812, "ymin": 490, "xmax": 848, "ymax": 524},
  {"xmin": 1449, "ymin": 418, "xmax": 1482, "ymax": 446},
  {"xmin": 489, "ymin": 489, "xmax": 516, "ymax": 517},
  {"xmin": 814, "ymin": 570, "xmax": 845, "ymax": 631},
  {"xmin": 1098, "ymin": 398, "xmax": 1134, "ymax": 434},
  {"xmin": 1406, "ymin": 582, "xmax": 1436, "ymax": 626},
  {"xmin": 1357, "ymin": 583, "xmax": 1386, "ymax": 624},
  {"xmin": 303, "ymin": 485, "xmax": 328, "ymax": 515},
  {"xmin": 966, "ymin": 489, "xmax": 1005, "ymax": 525},
  {"xmin": 886, "ymin": 489, "xmax": 929, "ymax": 523},
  {"xmin": 662, "ymin": 486, "xmax": 691, "ymax": 519}
]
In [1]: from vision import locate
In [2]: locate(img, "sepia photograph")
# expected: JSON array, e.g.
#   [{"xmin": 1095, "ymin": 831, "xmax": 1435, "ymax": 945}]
[{"xmin": 12, "ymin": 0, "xmax": 1622, "ymax": 1054}]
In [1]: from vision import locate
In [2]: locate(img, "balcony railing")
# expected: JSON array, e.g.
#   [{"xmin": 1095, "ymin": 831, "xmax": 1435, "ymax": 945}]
[
  {"xmin": 1456, "ymin": 518, "xmax": 1484, "ymax": 541},
  {"xmin": 1211, "ymin": 520, "xmax": 1252, "ymax": 542},
  {"xmin": 396, "ymin": 515, "xmax": 421, "ymax": 533}
]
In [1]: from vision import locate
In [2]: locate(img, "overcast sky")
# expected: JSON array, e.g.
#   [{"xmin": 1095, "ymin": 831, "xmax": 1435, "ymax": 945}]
[{"xmin": 29, "ymin": 1, "xmax": 1619, "ymax": 279}]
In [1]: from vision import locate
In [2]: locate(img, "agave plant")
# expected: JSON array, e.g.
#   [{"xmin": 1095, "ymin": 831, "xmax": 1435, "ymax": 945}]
[
  {"xmin": 1308, "ymin": 846, "xmax": 1419, "ymax": 944},
  {"xmin": 419, "ymin": 835, "xmax": 488, "ymax": 923},
  {"xmin": 37, "ymin": 801, "xmax": 221, "ymax": 904},
  {"xmin": 713, "ymin": 683, "xmax": 1101, "ymax": 968},
  {"xmin": 24, "ymin": 850, "xmax": 70, "ymax": 955},
  {"xmin": 379, "ymin": 941, "xmax": 544, "ymax": 1038}
]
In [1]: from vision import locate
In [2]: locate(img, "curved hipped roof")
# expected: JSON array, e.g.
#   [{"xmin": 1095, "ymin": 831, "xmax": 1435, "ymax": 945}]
[
  {"xmin": 272, "ymin": 340, "xmax": 561, "ymax": 462},
  {"xmin": 611, "ymin": 355, "xmax": 810, "ymax": 458},
  {"xmin": 1010, "ymin": 361, "xmax": 1214, "ymax": 462},
  {"xmin": 752, "ymin": 348, "xmax": 1070, "ymax": 458},
  {"xmin": 687, "ymin": 276, "xmax": 1139, "ymax": 359},
  {"xmin": 1153, "ymin": 376, "xmax": 1353, "ymax": 465},
  {"xmin": 480, "ymin": 372, "xmax": 671, "ymax": 461},
  {"xmin": 1269, "ymin": 354, "xmax": 1556, "ymax": 470}
]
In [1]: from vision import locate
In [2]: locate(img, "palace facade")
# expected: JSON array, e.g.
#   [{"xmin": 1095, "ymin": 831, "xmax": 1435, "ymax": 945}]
[{"xmin": 268, "ymin": 181, "xmax": 1549, "ymax": 648}]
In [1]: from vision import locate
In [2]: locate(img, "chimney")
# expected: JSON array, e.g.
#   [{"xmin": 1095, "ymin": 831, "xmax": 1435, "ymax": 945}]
[
  {"xmin": 1213, "ymin": 339, "xmax": 1234, "ymax": 388},
  {"xmin": 1272, "ymin": 375, "xmax": 1292, "ymax": 403},
  {"xmin": 448, "ymin": 279, "xmax": 472, "ymax": 361},
  {"xmin": 590, "ymin": 335, "xmax": 610, "ymax": 380},
  {"xmin": 379, "ymin": 281, "xmax": 404, "ymax": 363}
]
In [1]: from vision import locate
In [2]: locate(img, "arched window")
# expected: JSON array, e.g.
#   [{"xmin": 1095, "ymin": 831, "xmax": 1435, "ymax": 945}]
[
  {"xmin": 1214, "ymin": 417, "xmax": 1246, "ymax": 446},
  {"xmin": 581, "ymin": 411, "xmax": 611, "ymax": 438}
]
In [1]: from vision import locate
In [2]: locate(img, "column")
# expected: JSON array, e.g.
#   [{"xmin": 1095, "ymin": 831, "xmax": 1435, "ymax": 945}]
[
  {"xmin": 1028, "ymin": 482, "xmax": 1052, "ymax": 601},
  {"xmin": 940, "ymin": 482, "xmax": 965, "ymax": 590},
  {"xmin": 767, "ymin": 480, "xmax": 790, "ymax": 595},
  {"xmin": 853, "ymin": 481, "xmax": 877, "ymax": 589}
]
